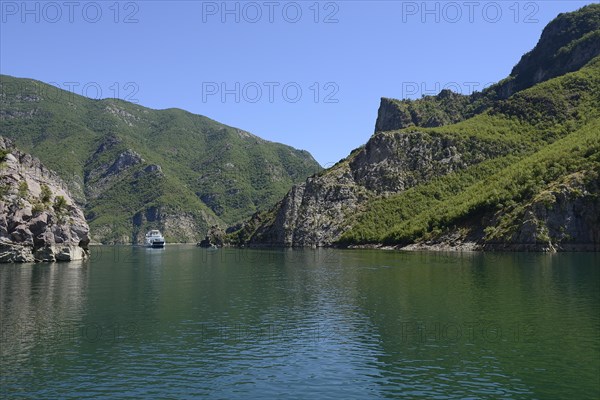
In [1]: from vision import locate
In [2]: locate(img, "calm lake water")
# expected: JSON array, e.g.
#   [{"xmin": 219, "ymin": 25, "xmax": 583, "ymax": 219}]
[{"xmin": 1, "ymin": 246, "xmax": 598, "ymax": 399}]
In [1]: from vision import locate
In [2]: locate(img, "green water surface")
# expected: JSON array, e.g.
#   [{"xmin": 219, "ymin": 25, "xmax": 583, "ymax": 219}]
[{"xmin": 1, "ymin": 246, "xmax": 598, "ymax": 399}]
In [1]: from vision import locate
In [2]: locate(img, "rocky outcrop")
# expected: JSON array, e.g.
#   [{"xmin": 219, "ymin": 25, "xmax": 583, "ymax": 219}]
[
  {"xmin": 243, "ymin": 131, "xmax": 505, "ymax": 247},
  {"xmin": 374, "ymin": 92, "xmax": 475, "ymax": 133},
  {"xmin": 84, "ymin": 136, "xmax": 146, "ymax": 201},
  {"xmin": 0, "ymin": 137, "xmax": 90, "ymax": 262},
  {"xmin": 497, "ymin": 4, "xmax": 600, "ymax": 98},
  {"xmin": 197, "ymin": 226, "xmax": 225, "ymax": 248},
  {"xmin": 374, "ymin": 98, "xmax": 415, "ymax": 133},
  {"xmin": 247, "ymin": 164, "xmax": 368, "ymax": 247},
  {"xmin": 482, "ymin": 171, "xmax": 600, "ymax": 251},
  {"xmin": 106, "ymin": 149, "xmax": 144, "ymax": 176},
  {"xmin": 391, "ymin": 171, "xmax": 600, "ymax": 253},
  {"xmin": 349, "ymin": 132, "xmax": 507, "ymax": 193}
]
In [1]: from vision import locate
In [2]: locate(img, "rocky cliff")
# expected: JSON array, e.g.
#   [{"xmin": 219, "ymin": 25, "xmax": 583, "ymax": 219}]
[
  {"xmin": 483, "ymin": 171, "xmax": 599, "ymax": 251},
  {"xmin": 499, "ymin": 4, "xmax": 600, "ymax": 98},
  {"xmin": 402, "ymin": 170, "xmax": 600, "ymax": 252},
  {"xmin": 0, "ymin": 137, "xmax": 90, "ymax": 262},
  {"xmin": 238, "ymin": 105, "xmax": 599, "ymax": 252},
  {"xmin": 374, "ymin": 4, "xmax": 600, "ymax": 133},
  {"xmin": 374, "ymin": 91, "xmax": 479, "ymax": 133},
  {"xmin": 234, "ymin": 130, "xmax": 512, "ymax": 247}
]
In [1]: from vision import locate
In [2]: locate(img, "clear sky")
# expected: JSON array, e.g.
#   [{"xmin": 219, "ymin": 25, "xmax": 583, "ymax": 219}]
[{"xmin": 1, "ymin": 0, "xmax": 596, "ymax": 166}]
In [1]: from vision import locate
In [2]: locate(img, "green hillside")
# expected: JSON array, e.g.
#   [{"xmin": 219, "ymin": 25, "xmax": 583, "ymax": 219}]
[
  {"xmin": 339, "ymin": 53, "xmax": 600, "ymax": 247},
  {"xmin": 341, "ymin": 54, "xmax": 600, "ymax": 248},
  {"xmin": 0, "ymin": 76, "xmax": 321, "ymax": 243}
]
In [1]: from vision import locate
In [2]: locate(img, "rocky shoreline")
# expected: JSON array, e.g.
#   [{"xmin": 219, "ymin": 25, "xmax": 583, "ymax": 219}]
[
  {"xmin": 347, "ymin": 241, "xmax": 598, "ymax": 253},
  {"xmin": 0, "ymin": 137, "xmax": 90, "ymax": 263}
]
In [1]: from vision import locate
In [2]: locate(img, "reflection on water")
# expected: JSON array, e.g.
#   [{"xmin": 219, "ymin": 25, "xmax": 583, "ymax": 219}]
[
  {"xmin": 1, "ymin": 247, "xmax": 598, "ymax": 399},
  {"xmin": 0, "ymin": 260, "xmax": 89, "ymax": 395}
]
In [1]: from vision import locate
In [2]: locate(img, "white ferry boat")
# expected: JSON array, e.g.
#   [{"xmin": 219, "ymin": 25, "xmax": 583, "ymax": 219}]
[{"xmin": 145, "ymin": 230, "xmax": 166, "ymax": 248}]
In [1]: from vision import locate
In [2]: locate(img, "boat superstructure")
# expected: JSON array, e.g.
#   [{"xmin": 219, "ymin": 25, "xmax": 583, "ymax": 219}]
[{"xmin": 145, "ymin": 230, "xmax": 166, "ymax": 248}]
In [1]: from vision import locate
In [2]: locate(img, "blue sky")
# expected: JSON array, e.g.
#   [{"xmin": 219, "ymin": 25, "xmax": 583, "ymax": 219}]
[{"xmin": 1, "ymin": 0, "xmax": 596, "ymax": 166}]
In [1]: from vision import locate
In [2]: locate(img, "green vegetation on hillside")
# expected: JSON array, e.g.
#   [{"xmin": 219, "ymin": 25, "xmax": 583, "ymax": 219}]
[
  {"xmin": 386, "ymin": 121, "xmax": 598, "ymax": 245},
  {"xmin": 0, "ymin": 75, "xmax": 321, "ymax": 243},
  {"xmin": 339, "ymin": 56, "xmax": 600, "ymax": 246}
]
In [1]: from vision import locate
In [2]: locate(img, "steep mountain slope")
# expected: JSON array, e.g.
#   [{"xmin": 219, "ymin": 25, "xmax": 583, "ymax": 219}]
[
  {"xmin": 375, "ymin": 3, "xmax": 600, "ymax": 133},
  {"xmin": 0, "ymin": 77, "xmax": 321, "ymax": 243},
  {"xmin": 231, "ymin": 5, "xmax": 600, "ymax": 251},
  {"xmin": 0, "ymin": 137, "xmax": 90, "ymax": 262}
]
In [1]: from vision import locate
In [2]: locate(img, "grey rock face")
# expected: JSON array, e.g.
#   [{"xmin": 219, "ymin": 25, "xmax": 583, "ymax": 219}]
[
  {"xmin": 412, "ymin": 171, "xmax": 600, "ymax": 252},
  {"xmin": 350, "ymin": 132, "xmax": 468, "ymax": 193},
  {"xmin": 85, "ymin": 139, "xmax": 146, "ymax": 201},
  {"xmin": 249, "ymin": 168, "xmax": 367, "ymax": 247},
  {"xmin": 374, "ymin": 98, "xmax": 415, "ymax": 133},
  {"xmin": 373, "ymin": 92, "xmax": 477, "ymax": 134},
  {"xmin": 485, "ymin": 172, "xmax": 600, "ymax": 251},
  {"xmin": 106, "ymin": 149, "xmax": 144, "ymax": 176},
  {"xmin": 500, "ymin": 6, "xmax": 600, "ymax": 98},
  {"xmin": 0, "ymin": 242, "xmax": 35, "ymax": 263},
  {"xmin": 246, "ymin": 130, "xmax": 501, "ymax": 247},
  {"xmin": 0, "ymin": 136, "xmax": 90, "ymax": 262}
]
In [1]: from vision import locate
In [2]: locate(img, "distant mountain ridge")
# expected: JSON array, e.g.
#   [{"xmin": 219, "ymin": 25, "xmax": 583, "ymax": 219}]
[
  {"xmin": 0, "ymin": 77, "xmax": 321, "ymax": 243},
  {"xmin": 230, "ymin": 4, "xmax": 600, "ymax": 251}
]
